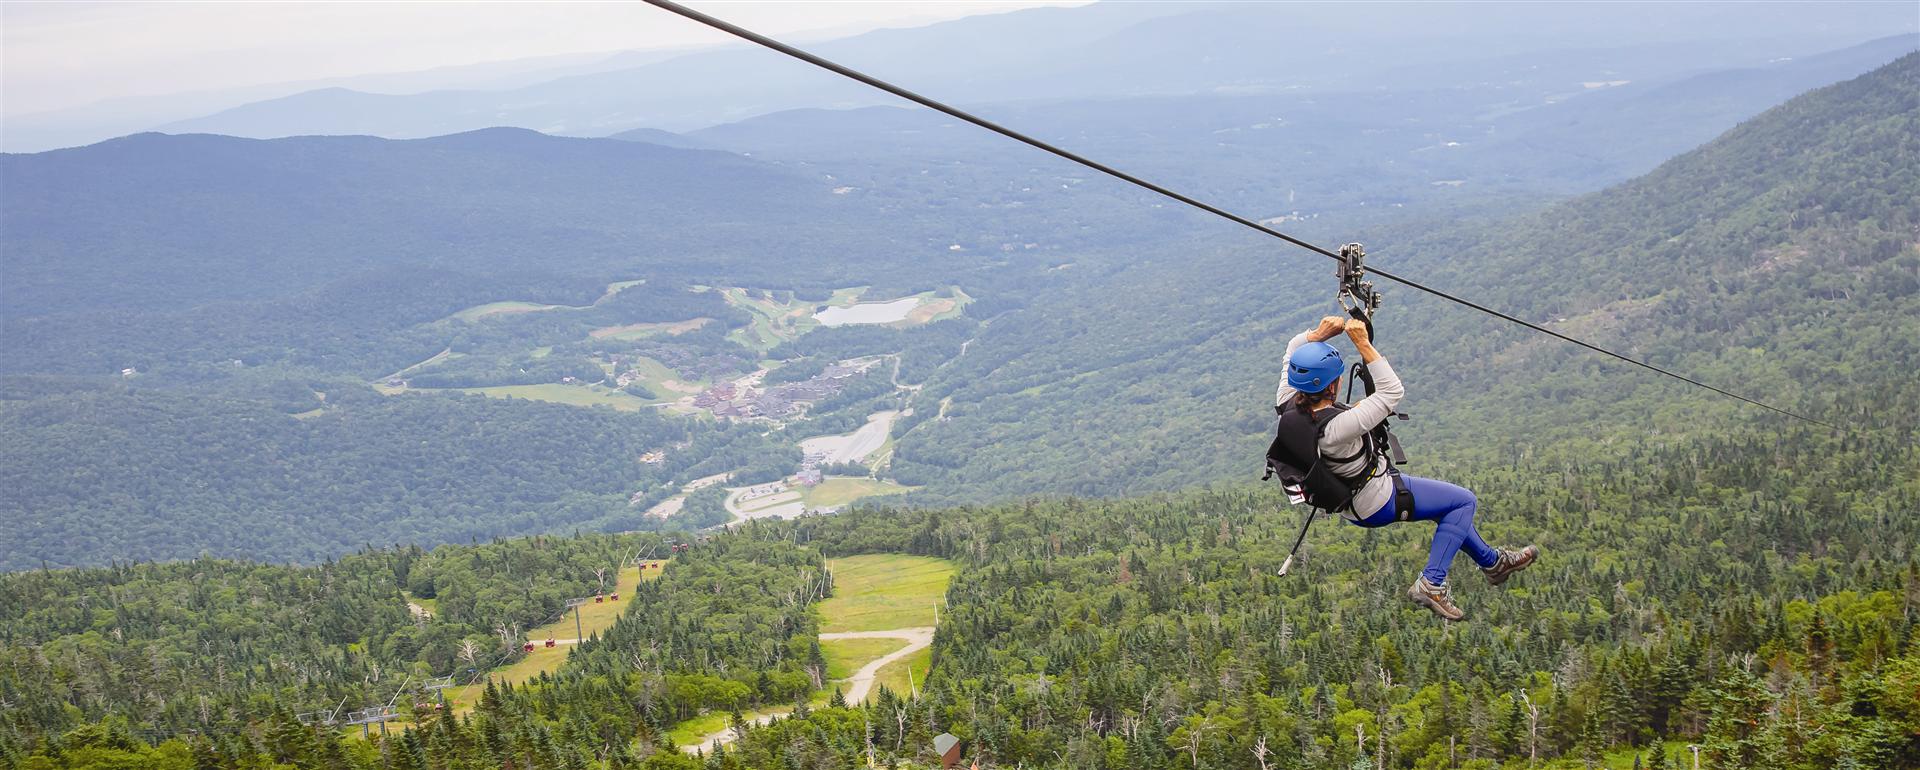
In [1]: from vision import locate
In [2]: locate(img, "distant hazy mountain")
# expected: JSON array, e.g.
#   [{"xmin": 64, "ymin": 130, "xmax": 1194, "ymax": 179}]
[
  {"xmin": 605, "ymin": 127, "xmax": 712, "ymax": 150},
  {"xmin": 151, "ymin": 1, "xmax": 1916, "ymax": 143},
  {"xmin": 685, "ymin": 34, "xmax": 1916, "ymax": 217},
  {"xmin": 0, "ymin": 48, "xmax": 707, "ymax": 154},
  {"xmin": 1470, "ymin": 34, "xmax": 1920, "ymax": 187},
  {"xmin": 0, "ymin": 128, "xmax": 901, "ymax": 318}
]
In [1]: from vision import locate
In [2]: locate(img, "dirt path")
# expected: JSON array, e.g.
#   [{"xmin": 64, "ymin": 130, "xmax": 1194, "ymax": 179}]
[
  {"xmin": 820, "ymin": 627, "xmax": 934, "ymax": 704},
  {"xmin": 639, "ymin": 471, "xmax": 736, "ymax": 523},
  {"xmin": 888, "ymin": 354, "xmax": 922, "ymax": 392},
  {"xmin": 682, "ymin": 626, "xmax": 932, "ymax": 754},
  {"xmin": 685, "ymin": 711, "xmax": 782, "ymax": 755}
]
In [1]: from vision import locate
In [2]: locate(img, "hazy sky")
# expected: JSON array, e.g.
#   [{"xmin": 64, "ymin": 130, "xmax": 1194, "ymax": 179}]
[{"xmin": 1, "ymin": 1, "xmax": 1088, "ymax": 117}]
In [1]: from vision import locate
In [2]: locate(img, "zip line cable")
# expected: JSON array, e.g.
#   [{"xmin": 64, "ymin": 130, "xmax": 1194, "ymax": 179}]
[{"xmin": 641, "ymin": 0, "xmax": 1837, "ymax": 431}]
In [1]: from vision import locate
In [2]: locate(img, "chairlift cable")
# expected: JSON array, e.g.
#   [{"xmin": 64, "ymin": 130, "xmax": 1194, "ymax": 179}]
[{"xmin": 640, "ymin": 0, "xmax": 1838, "ymax": 431}]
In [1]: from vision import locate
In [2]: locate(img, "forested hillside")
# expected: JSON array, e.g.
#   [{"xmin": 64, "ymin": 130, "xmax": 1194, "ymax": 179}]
[
  {"xmin": 0, "ymin": 385, "xmax": 782, "ymax": 568},
  {"xmin": 0, "ymin": 533, "xmax": 659, "ymax": 742},
  {"xmin": 0, "ymin": 129, "xmax": 901, "ymax": 318},
  {"xmin": 5, "ymin": 392, "xmax": 1914, "ymax": 767}
]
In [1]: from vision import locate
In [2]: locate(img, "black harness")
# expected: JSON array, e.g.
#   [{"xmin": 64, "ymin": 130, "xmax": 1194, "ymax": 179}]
[{"xmin": 1264, "ymin": 402, "xmax": 1413, "ymax": 519}]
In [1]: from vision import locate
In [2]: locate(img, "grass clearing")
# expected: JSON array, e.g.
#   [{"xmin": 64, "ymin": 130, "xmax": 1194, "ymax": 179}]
[
  {"xmin": 455, "ymin": 383, "xmax": 657, "ymax": 411},
  {"xmin": 443, "ymin": 563, "xmax": 658, "ymax": 712},
  {"xmin": 601, "ymin": 279, "xmax": 646, "ymax": 299},
  {"xmin": 721, "ymin": 288, "xmax": 825, "ymax": 351},
  {"xmin": 821, "ymin": 637, "xmax": 907, "ymax": 680},
  {"xmin": 798, "ymin": 478, "xmax": 912, "ymax": 509},
  {"xmin": 623, "ymin": 356, "xmax": 703, "ymax": 396},
  {"xmin": 449, "ymin": 279, "xmax": 644, "ymax": 323},
  {"xmin": 818, "ymin": 555, "xmax": 955, "ymax": 633},
  {"xmin": 590, "ymin": 318, "xmax": 711, "ymax": 341},
  {"xmin": 663, "ymin": 554, "xmax": 948, "ymax": 748},
  {"xmin": 450, "ymin": 300, "xmax": 564, "ymax": 322},
  {"xmin": 871, "ymin": 644, "xmax": 931, "ymax": 698},
  {"xmin": 375, "ymin": 348, "xmax": 461, "ymax": 392},
  {"xmin": 667, "ymin": 712, "xmax": 733, "ymax": 745},
  {"xmin": 405, "ymin": 593, "xmax": 439, "ymax": 616}
]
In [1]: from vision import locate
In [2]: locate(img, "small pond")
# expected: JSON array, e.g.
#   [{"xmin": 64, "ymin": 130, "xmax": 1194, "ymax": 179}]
[{"xmin": 814, "ymin": 297, "xmax": 921, "ymax": 326}]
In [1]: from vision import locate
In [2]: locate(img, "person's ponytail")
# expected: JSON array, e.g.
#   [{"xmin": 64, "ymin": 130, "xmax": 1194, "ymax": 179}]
[{"xmin": 1292, "ymin": 384, "xmax": 1336, "ymax": 414}]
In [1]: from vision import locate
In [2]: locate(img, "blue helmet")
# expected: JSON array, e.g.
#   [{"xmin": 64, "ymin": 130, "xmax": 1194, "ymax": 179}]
[{"xmin": 1287, "ymin": 342, "xmax": 1344, "ymax": 393}]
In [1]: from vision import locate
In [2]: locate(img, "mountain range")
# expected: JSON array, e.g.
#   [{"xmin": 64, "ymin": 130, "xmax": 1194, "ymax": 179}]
[{"xmin": 6, "ymin": 1, "xmax": 1912, "ymax": 154}]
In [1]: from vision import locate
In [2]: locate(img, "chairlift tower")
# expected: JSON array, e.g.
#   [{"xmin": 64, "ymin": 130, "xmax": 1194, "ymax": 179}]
[
  {"xmin": 339, "ymin": 674, "xmax": 413, "ymax": 738},
  {"xmin": 565, "ymin": 597, "xmax": 591, "ymax": 641},
  {"xmin": 296, "ymin": 697, "xmax": 348, "ymax": 727},
  {"xmin": 424, "ymin": 675, "xmax": 455, "ymax": 705},
  {"xmin": 341, "ymin": 705, "xmax": 400, "ymax": 738}
]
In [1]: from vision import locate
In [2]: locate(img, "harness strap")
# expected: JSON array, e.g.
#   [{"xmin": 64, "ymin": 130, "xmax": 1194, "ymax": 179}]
[
  {"xmin": 1387, "ymin": 467, "xmax": 1415, "ymax": 521},
  {"xmin": 1308, "ymin": 401, "xmax": 1388, "ymax": 491}
]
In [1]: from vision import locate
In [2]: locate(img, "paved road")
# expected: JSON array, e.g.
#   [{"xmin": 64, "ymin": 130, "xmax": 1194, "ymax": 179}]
[
  {"xmin": 800, "ymin": 411, "xmax": 897, "ymax": 465},
  {"xmin": 724, "ymin": 487, "xmax": 805, "ymax": 523}
]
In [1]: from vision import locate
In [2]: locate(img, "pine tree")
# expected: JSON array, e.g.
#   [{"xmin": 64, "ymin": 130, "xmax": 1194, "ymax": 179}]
[
  {"xmin": 1704, "ymin": 667, "xmax": 1782, "ymax": 769},
  {"xmin": 1497, "ymin": 694, "xmax": 1527, "ymax": 760},
  {"xmin": 189, "ymin": 737, "xmax": 223, "ymax": 770},
  {"xmin": 1580, "ymin": 709, "xmax": 1606, "ymax": 769}
]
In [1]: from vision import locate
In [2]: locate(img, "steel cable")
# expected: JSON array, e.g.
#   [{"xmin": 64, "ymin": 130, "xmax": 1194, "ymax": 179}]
[{"xmin": 642, "ymin": 0, "xmax": 1838, "ymax": 431}]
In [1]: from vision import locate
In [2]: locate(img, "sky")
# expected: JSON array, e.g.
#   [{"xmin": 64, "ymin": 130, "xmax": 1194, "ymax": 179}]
[{"xmin": 0, "ymin": 1, "xmax": 1088, "ymax": 118}]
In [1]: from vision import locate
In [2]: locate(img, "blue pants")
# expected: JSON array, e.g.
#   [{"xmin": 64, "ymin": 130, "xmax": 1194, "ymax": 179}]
[{"xmin": 1347, "ymin": 475, "xmax": 1499, "ymax": 585}]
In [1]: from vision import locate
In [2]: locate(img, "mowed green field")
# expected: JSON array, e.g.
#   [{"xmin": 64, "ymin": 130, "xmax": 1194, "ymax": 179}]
[
  {"xmin": 720, "ymin": 287, "xmax": 826, "ymax": 351},
  {"xmin": 798, "ymin": 477, "xmax": 913, "ymax": 509},
  {"xmin": 665, "ymin": 554, "xmax": 951, "ymax": 746},
  {"xmin": 818, "ymin": 554, "xmax": 955, "ymax": 633},
  {"xmin": 590, "ymin": 318, "xmax": 711, "ymax": 341},
  {"xmin": 820, "ymin": 637, "xmax": 907, "ymax": 679},
  {"xmin": 450, "ymin": 300, "xmax": 564, "ymax": 322},
  {"xmin": 455, "ymin": 383, "xmax": 657, "ymax": 411},
  {"xmin": 872, "ymin": 645, "xmax": 931, "ymax": 698}
]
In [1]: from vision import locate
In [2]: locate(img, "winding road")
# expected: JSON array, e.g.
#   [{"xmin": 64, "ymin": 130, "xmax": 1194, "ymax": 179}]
[{"xmin": 683, "ymin": 626, "xmax": 934, "ymax": 754}]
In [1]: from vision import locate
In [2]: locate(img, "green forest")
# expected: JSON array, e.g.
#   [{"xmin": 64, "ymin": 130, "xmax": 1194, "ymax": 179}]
[
  {"xmin": 0, "ymin": 26, "xmax": 1915, "ymax": 770},
  {"xmin": 3, "ymin": 396, "xmax": 1915, "ymax": 767}
]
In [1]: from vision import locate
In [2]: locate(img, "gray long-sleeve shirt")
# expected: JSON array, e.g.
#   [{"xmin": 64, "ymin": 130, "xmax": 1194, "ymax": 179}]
[{"xmin": 1274, "ymin": 331, "xmax": 1404, "ymax": 519}]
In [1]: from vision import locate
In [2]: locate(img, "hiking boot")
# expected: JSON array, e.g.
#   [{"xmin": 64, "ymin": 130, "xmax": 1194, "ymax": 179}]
[
  {"xmin": 1481, "ymin": 545, "xmax": 1539, "ymax": 587},
  {"xmin": 1408, "ymin": 577, "xmax": 1466, "ymax": 622}
]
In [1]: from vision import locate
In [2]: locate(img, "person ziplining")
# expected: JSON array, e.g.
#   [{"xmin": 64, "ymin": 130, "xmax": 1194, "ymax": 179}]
[
  {"xmin": 637, "ymin": 0, "xmax": 1839, "ymax": 621},
  {"xmin": 636, "ymin": 0, "xmax": 1835, "ymax": 435},
  {"xmin": 1268, "ymin": 313, "xmax": 1537, "ymax": 621}
]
